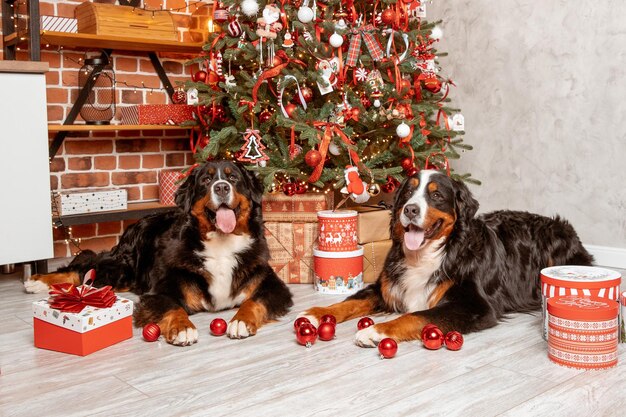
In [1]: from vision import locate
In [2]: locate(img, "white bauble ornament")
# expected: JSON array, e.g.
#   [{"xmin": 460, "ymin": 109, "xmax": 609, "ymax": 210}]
[
  {"xmin": 396, "ymin": 122, "xmax": 411, "ymax": 138},
  {"xmin": 258, "ymin": 160, "xmax": 267, "ymax": 167},
  {"xmin": 329, "ymin": 32, "xmax": 344, "ymax": 48},
  {"xmin": 430, "ymin": 26, "xmax": 443, "ymax": 40},
  {"xmin": 241, "ymin": 0, "xmax": 259, "ymax": 17},
  {"xmin": 373, "ymin": 98, "xmax": 381, "ymax": 108},
  {"xmin": 335, "ymin": 18, "xmax": 347, "ymax": 31},
  {"xmin": 328, "ymin": 141, "xmax": 341, "ymax": 155},
  {"xmin": 297, "ymin": 6, "xmax": 314, "ymax": 23}
]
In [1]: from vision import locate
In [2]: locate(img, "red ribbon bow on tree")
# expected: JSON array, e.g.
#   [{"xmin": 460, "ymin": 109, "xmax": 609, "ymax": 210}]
[
  {"xmin": 47, "ymin": 269, "xmax": 117, "ymax": 313},
  {"xmin": 346, "ymin": 25, "xmax": 385, "ymax": 67}
]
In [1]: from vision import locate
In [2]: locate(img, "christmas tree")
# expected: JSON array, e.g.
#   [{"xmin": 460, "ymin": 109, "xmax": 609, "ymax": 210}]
[{"xmin": 184, "ymin": 0, "xmax": 476, "ymax": 197}]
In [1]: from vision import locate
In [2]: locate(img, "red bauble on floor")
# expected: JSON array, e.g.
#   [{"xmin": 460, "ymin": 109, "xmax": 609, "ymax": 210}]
[
  {"xmin": 210, "ymin": 318, "xmax": 227, "ymax": 336},
  {"xmin": 422, "ymin": 326, "xmax": 445, "ymax": 350},
  {"xmin": 142, "ymin": 323, "xmax": 161, "ymax": 342},
  {"xmin": 445, "ymin": 331, "xmax": 464, "ymax": 351},
  {"xmin": 296, "ymin": 323, "xmax": 318, "ymax": 347},
  {"xmin": 317, "ymin": 322, "xmax": 336, "ymax": 341},
  {"xmin": 357, "ymin": 317, "xmax": 374, "ymax": 330},
  {"xmin": 293, "ymin": 317, "xmax": 311, "ymax": 331},
  {"xmin": 320, "ymin": 314, "xmax": 337, "ymax": 326},
  {"xmin": 378, "ymin": 338, "xmax": 398, "ymax": 359}
]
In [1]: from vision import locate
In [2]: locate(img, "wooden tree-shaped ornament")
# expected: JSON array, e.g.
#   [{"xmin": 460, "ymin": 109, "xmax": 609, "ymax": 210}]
[{"xmin": 238, "ymin": 129, "xmax": 269, "ymax": 163}]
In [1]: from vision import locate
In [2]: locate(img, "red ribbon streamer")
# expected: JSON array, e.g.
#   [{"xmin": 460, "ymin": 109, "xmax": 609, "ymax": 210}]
[
  {"xmin": 47, "ymin": 270, "xmax": 116, "ymax": 314},
  {"xmin": 308, "ymin": 122, "xmax": 361, "ymax": 183},
  {"xmin": 252, "ymin": 50, "xmax": 305, "ymax": 105}
]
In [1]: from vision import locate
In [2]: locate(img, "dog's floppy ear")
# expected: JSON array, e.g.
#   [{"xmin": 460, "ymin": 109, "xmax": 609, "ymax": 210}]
[
  {"xmin": 174, "ymin": 171, "xmax": 197, "ymax": 213},
  {"xmin": 239, "ymin": 164, "xmax": 264, "ymax": 206},
  {"xmin": 451, "ymin": 178, "xmax": 479, "ymax": 224}
]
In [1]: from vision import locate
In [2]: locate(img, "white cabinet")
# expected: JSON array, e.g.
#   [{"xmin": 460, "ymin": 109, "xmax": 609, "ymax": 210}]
[{"xmin": 0, "ymin": 61, "xmax": 53, "ymax": 264}]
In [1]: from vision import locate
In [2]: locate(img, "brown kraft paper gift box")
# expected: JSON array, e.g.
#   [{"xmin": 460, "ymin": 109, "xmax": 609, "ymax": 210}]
[
  {"xmin": 362, "ymin": 240, "xmax": 393, "ymax": 283},
  {"xmin": 264, "ymin": 222, "xmax": 317, "ymax": 284},
  {"xmin": 352, "ymin": 205, "xmax": 392, "ymax": 244},
  {"xmin": 262, "ymin": 193, "xmax": 333, "ymax": 223}
]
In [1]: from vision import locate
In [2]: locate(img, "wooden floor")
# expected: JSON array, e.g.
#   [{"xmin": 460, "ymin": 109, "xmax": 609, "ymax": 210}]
[{"xmin": 0, "ymin": 268, "xmax": 624, "ymax": 417}]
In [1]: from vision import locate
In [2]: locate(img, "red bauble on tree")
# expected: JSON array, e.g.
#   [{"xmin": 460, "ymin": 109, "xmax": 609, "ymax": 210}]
[
  {"xmin": 301, "ymin": 85, "xmax": 314, "ymax": 103},
  {"xmin": 294, "ymin": 182, "xmax": 308, "ymax": 194},
  {"xmin": 193, "ymin": 70, "xmax": 208, "ymax": 83},
  {"xmin": 210, "ymin": 318, "xmax": 228, "ymax": 336},
  {"xmin": 171, "ymin": 88, "xmax": 187, "ymax": 104},
  {"xmin": 357, "ymin": 317, "xmax": 375, "ymax": 330},
  {"xmin": 381, "ymin": 8, "xmax": 396, "ymax": 26},
  {"xmin": 400, "ymin": 157, "xmax": 414, "ymax": 171},
  {"xmin": 259, "ymin": 110, "xmax": 272, "ymax": 123},
  {"xmin": 445, "ymin": 331, "xmax": 464, "ymax": 351},
  {"xmin": 406, "ymin": 167, "xmax": 418, "ymax": 177},
  {"xmin": 424, "ymin": 76, "xmax": 442, "ymax": 93},
  {"xmin": 422, "ymin": 326, "xmax": 445, "ymax": 350},
  {"xmin": 142, "ymin": 323, "xmax": 161, "ymax": 342},
  {"xmin": 305, "ymin": 149, "xmax": 322, "ymax": 167},
  {"xmin": 296, "ymin": 322, "xmax": 318, "ymax": 347},
  {"xmin": 378, "ymin": 338, "xmax": 398, "ymax": 359},
  {"xmin": 317, "ymin": 322, "xmax": 336, "ymax": 341},
  {"xmin": 294, "ymin": 317, "xmax": 311, "ymax": 331},
  {"xmin": 283, "ymin": 182, "xmax": 297, "ymax": 196},
  {"xmin": 284, "ymin": 103, "xmax": 298, "ymax": 118}
]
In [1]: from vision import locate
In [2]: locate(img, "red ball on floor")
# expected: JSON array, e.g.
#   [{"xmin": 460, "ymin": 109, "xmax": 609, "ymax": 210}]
[
  {"xmin": 357, "ymin": 317, "xmax": 375, "ymax": 330},
  {"xmin": 294, "ymin": 317, "xmax": 311, "ymax": 331},
  {"xmin": 422, "ymin": 326, "xmax": 444, "ymax": 350},
  {"xmin": 378, "ymin": 338, "xmax": 398, "ymax": 359},
  {"xmin": 142, "ymin": 323, "xmax": 160, "ymax": 342},
  {"xmin": 320, "ymin": 314, "xmax": 337, "ymax": 326},
  {"xmin": 445, "ymin": 331, "xmax": 464, "ymax": 351},
  {"xmin": 296, "ymin": 323, "xmax": 318, "ymax": 347},
  {"xmin": 210, "ymin": 318, "xmax": 227, "ymax": 336},
  {"xmin": 317, "ymin": 322, "xmax": 336, "ymax": 341}
]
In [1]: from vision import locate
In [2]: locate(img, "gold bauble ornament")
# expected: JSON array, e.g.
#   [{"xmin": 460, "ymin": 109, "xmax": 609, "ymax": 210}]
[
  {"xmin": 268, "ymin": 182, "xmax": 281, "ymax": 194},
  {"xmin": 368, "ymin": 183, "xmax": 381, "ymax": 197}
]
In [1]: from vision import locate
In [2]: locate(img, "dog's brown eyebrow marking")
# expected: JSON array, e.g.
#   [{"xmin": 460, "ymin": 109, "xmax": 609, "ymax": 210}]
[
  {"xmin": 409, "ymin": 178, "xmax": 419, "ymax": 188},
  {"xmin": 224, "ymin": 167, "xmax": 232, "ymax": 175},
  {"xmin": 208, "ymin": 167, "xmax": 216, "ymax": 175},
  {"xmin": 428, "ymin": 182, "xmax": 438, "ymax": 192}
]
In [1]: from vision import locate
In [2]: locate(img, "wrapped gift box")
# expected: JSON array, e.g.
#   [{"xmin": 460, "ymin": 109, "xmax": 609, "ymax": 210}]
[
  {"xmin": 362, "ymin": 240, "xmax": 392, "ymax": 283},
  {"xmin": 262, "ymin": 193, "xmax": 333, "ymax": 223},
  {"xmin": 54, "ymin": 188, "xmax": 127, "ymax": 215},
  {"xmin": 264, "ymin": 222, "xmax": 317, "ymax": 284},
  {"xmin": 159, "ymin": 170, "xmax": 181, "ymax": 206},
  {"xmin": 32, "ymin": 296, "xmax": 133, "ymax": 356},
  {"xmin": 120, "ymin": 104, "xmax": 194, "ymax": 125},
  {"xmin": 352, "ymin": 205, "xmax": 392, "ymax": 244}
]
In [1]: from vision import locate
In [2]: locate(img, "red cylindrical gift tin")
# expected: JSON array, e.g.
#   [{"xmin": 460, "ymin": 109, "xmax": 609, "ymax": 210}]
[
  {"xmin": 540, "ymin": 266, "xmax": 621, "ymax": 340},
  {"xmin": 313, "ymin": 247, "xmax": 363, "ymax": 295},
  {"xmin": 547, "ymin": 295, "xmax": 618, "ymax": 370},
  {"xmin": 317, "ymin": 210, "xmax": 358, "ymax": 252}
]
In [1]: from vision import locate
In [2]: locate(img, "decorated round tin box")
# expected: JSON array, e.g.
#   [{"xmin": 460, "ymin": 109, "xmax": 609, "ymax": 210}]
[
  {"xmin": 547, "ymin": 295, "xmax": 618, "ymax": 370},
  {"xmin": 539, "ymin": 266, "xmax": 621, "ymax": 340},
  {"xmin": 313, "ymin": 247, "xmax": 363, "ymax": 295},
  {"xmin": 317, "ymin": 210, "xmax": 358, "ymax": 252}
]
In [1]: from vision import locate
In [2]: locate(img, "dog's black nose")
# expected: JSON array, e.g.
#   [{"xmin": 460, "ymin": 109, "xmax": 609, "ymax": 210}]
[
  {"xmin": 213, "ymin": 182, "xmax": 231, "ymax": 197},
  {"xmin": 403, "ymin": 204, "xmax": 419, "ymax": 220}
]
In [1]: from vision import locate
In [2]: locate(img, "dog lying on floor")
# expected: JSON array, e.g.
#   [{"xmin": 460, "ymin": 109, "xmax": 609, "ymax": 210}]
[
  {"xmin": 25, "ymin": 161, "xmax": 293, "ymax": 345},
  {"xmin": 300, "ymin": 170, "xmax": 593, "ymax": 347}
]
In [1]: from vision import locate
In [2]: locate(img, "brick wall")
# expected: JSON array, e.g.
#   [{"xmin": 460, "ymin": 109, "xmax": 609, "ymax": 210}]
[{"xmin": 1, "ymin": 0, "xmax": 214, "ymax": 258}]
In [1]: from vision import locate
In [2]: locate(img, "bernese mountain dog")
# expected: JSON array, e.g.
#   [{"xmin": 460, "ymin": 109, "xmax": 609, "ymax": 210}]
[
  {"xmin": 300, "ymin": 169, "xmax": 593, "ymax": 347},
  {"xmin": 24, "ymin": 161, "xmax": 293, "ymax": 346}
]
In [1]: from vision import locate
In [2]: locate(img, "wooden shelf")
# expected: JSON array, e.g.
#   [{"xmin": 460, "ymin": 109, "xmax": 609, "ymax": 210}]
[
  {"xmin": 54, "ymin": 201, "xmax": 176, "ymax": 226},
  {"xmin": 48, "ymin": 124, "xmax": 190, "ymax": 132},
  {"xmin": 4, "ymin": 31, "xmax": 205, "ymax": 54}
]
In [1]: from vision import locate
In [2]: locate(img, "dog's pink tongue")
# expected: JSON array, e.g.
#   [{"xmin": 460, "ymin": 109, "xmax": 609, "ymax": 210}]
[
  {"xmin": 216, "ymin": 207, "xmax": 236, "ymax": 233},
  {"xmin": 404, "ymin": 229, "xmax": 425, "ymax": 251}
]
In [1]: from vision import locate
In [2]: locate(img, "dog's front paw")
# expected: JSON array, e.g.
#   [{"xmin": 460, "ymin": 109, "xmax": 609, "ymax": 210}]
[
  {"xmin": 162, "ymin": 321, "xmax": 198, "ymax": 346},
  {"xmin": 227, "ymin": 319, "xmax": 257, "ymax": 339},
  {"xmin": 24, "ymin": 277, "xmax": 49, "ymax": 294},
  {"xmin": 355, "ymin": 325, "xmax": 387, "ymax": 348}
]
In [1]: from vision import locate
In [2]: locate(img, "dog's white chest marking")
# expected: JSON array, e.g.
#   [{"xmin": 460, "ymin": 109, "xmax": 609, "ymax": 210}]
[
  {"xmin": 393, "ymin": 238, "xmax": 445, "ymax": 312},
  {"xmin": 197, "ymin": 232, "xmax": 253, "ymax": 311}
]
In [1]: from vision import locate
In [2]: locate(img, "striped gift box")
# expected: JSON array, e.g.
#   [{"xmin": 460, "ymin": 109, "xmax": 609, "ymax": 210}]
[
  {"xmin": 547, "ymin": 295, "xmax": 618, "ymax": 370},
  {"xmin": 540, "ymin": 266, "xmax": 621, "ymax": 340},
  {"xmin": 40, "ymin": 16, "xmax": 78, "ymax": 33},
  {"xmin": 158, "ymin": 170, "xmax": 181, "ymax": 206}
]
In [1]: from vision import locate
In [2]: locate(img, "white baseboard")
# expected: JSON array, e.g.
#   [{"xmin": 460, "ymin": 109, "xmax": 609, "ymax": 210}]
[{"xmin": 584, "ymin": 244, "xmax": 626, "ymax": 270}]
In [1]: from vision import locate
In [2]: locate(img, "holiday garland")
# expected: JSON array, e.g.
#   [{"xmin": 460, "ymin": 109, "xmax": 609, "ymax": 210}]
[{"xmin": 182, "ymin": 0, "xmax": 477, "ymax": 196}]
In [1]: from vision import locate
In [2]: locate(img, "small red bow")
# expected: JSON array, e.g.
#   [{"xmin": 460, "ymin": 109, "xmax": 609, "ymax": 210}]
[{"xmin": 47, "ymin": 269, "xmax": 116, "ymax": 313}]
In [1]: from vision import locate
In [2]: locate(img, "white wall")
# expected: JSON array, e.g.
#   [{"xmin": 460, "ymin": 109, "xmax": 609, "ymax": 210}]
[{"xmin": 429, "ymin": 0, "xmax": 626, "ymax": 251}]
